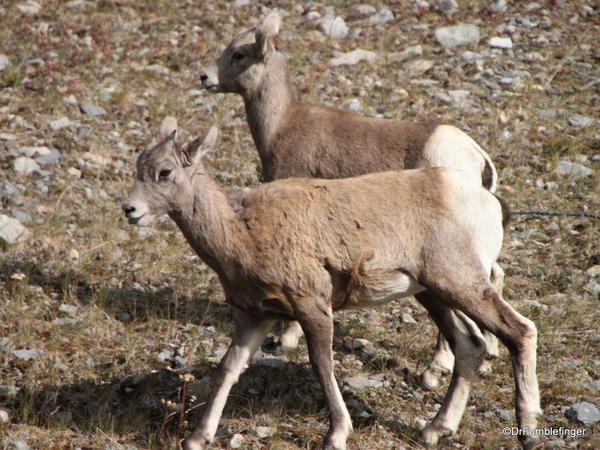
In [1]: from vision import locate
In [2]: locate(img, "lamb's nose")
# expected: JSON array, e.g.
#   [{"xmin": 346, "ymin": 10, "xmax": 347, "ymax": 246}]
[
  {"xmin": 200, "ymin": 72, "xmax": 208, "ymax": 83},
  {"xmin": 122, "ymin": 203, "xmax": 135, "ymax": 216}
]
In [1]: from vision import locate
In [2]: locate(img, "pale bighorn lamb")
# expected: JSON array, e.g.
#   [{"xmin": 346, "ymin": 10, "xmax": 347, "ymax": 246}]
[
  {"xmin": 199, "ymin": 12, "xmax": 502, "ymax": 389},
  {"xmin": 122, "ymin": 117, "xmax": 540, "ymax": 450}
]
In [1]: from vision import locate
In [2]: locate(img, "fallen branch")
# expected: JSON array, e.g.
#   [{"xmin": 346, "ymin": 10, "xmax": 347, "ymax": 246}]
[{"xmin": 512, "ymin": 209, "xmax": 600, "ymax": 219}]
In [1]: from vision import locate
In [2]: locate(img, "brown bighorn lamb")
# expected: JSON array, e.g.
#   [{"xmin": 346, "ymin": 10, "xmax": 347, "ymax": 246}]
[
  {"xmin": 122, "ymin": 118, "xmax": 540, "ymax": 450},
  {"xmin": 200, "ymin": 12, "xmax": 502, "ymax": 389}
]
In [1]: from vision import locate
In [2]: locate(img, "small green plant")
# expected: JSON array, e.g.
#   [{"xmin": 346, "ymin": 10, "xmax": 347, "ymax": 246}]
[{"xmin": 3, "ymin": 66, "xmax": 22, "ymax": 87}]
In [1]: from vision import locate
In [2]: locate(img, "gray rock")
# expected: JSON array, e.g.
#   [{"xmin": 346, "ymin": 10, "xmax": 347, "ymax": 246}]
[
  {"xmin": 254, "ymin": 355, "xmax": 288, "ymax": 369},
  {"xmin": 345, "ymin": 338, "xmax": 371, "ymax": 351},
  {"xmin": 318, "ymin": 16, "xmax": 349, "ymax": 39},
  {"xmin": 0, "ymin": 181, "xmax": 19, "ymax": 198},
  {"xmin": 389, "ymin": 45, "xmax": 423, "ymax": 63},
  {"xmin": 490, "ymin": 0, "xmax": 508, "ymax": 12},
  {"xmin": 435, "ymin": 0, "xmax": 458, "ymax": 13},
  {"xmin": 567, "ymin": 115, "xmax": 593, "ymax": 127},
  {"xmin": 588, "ymin": 380, "xmax": 600, "ymax": 391},
  {"xmin": 435, "ymin": 24, "xmax": 480, "ymax": 48},
  {"xmin": 12, "ymin": 348, "xmax": 45, "ymax": 361},
  {"xmin": 0, "ymin": 54, "xmax": 10, "ymax": 71},
  {"xmin": 448, "ymin": 89, "xmax": 471, "ymax": 107},
  {"xmin": 62, "ymin": 94, "xmax": 77, "ymax": 105},
  {"xmin": 79, "ymin": 101, "xmax": 106, "ymax": 116},
  {"xmin": 229, "ymin": 433, "xmax": 245, "ymax": 448},
  {"xmin": 565, "ymin": 401, "xmax": 600, "ymax": 426},
  {"xmin": 13, "ymin": 157, "xmax": 40, "ymax": 175},
  {"xmin": 329, "ymin": 49, "xmax": 378, "ymax": 67},
  {"xmin": 555, "ymin": 161, "xmax": 593, "ymax": 177},
  {"xmin": 346, "ymin": 98, "xmax": 361, "ymax": 112},
  {"xmin": 58, "ymin": 304, "xmax": 78, "ymax": 315},
  {"xmin": 369, "ymin": 8, "xmax": 394, "ymax": 25},
  {"xmin": 144, "ymin": 64, "xmax": 169, "ymax": 75},
  {"xmin": 497, "ymin": 409, "xmax": 514, "ymax": 421},
  {"xmin": 538, "ymin": 109, "xmax": 557, "ymax": 120},
  {"xmin": 353, "ymin": 5, "xmax": 376, "ymax": 17},
  {"xmin": 19, "ymin": 145, "xmax": 50, "ymax": 157},
  {"xmin": 49, "ymin": 116, "xmax": 71, "ymax": 130},
  {"xmin": 10, "ymin": 209, "xmax": 32, "ymax": 224},
  {"xmin": 78, "ymin": 125, "xmax": 92, "ymax": 138},
  {"xmin": 16, "ymin": 1, "xmax": 40, "ymax": 15},
  {"xmin": 406, "ymin": 59, "xmax": 433, "ymax": 76},
  {"xmin": 584, "ymin": 281, "xmax": 600, "ymax": 296},
  {"xmin": 157, "ymin": 349, "xmax": 174, "ymax": 361},
  {"xmin": 587, "ymin": 265, "xmax": 600, "ymax": 277},
  {"xmin": 7, "ymin": 441, "xmax": 30, "ymax": 450},
  {"xmin": 0, "ymin": 408, "xmax": 9, "ymax": 423},
  {"xmin": 0, "ymin": 215, "xmax": 32, "ymax": 245},
  {"xmin": 489, "ymin": 36, "xmax": 513, "ymax": 49},
  {"xmin": 254, "ymin": 426, "xmax": 275, "ymax": 439},
  {"xmin": 345, "ymin": 373, "xmax": 385, "ymax": 389},
  {"xmin": 36, "ymin": 148, "xmax": 61, "ymax": 165},
  {"xmin": 401, "ymin": 313, "xmax": 417, "ymax": 324}
]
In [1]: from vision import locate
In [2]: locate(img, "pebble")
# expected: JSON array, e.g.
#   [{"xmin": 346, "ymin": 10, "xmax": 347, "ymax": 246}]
[
  {"xmin": 435, "ymin": 0, "xmax": 458, "ymax": 13},
  {"xmin": 49, "ymin": 116, "xmax": 71, "ymax": 130},
  {"xmin": 254, "ymin": 426, "xmax": 275, "ymax": 439},
  {"xmin": 58, "ymin": 303, "xmax": 78, "ymax": 315},
  {"xmin": 490, "ymin": 0, "xmax": 508, "ymax": 12},
  {"xmin": 7, "ymin": 441, "xmax": 31, "ymax": 450},
  {"xmin": 369, "ymin": 8, "xmax": 394, "ymax": 25},
  {"xmin": 328, "ymin": 49, "xmax": 378, "ymax": 67},
  {"xmin": 538, "ymin": 109, "xmax": 557, "ymax": 120},
  {"xmin": 435, "ymin": 24, "xmax": 480, "ymax": 48},
  {"xmin": 0, "ymin": 214, "xmax": 32, "ymax": 245},
  {"xmin": 497, "ymin": 409, "xmax": 514, "ymax": 421},
  {"xmin": 346, "ymin": 98, "xmax": 361, "ymax": 112},
  {"xmin": 565, "ymin": 401, "xmax": 600, "ymax": 426},
  {"xmin": 82, "ymin": 152, "xmax": 111, "ymax": 167},
  {"xmin": 62, "ymin": 95, "xmax": 78, "ymax": 105},
  {"xmin": 10, "ymin": 209, "xmax": 31, "ymax": 224},
  {"xmin": 11, "ymin": 348, "xmax": 45, "ymax": 361},
  {"xmin": 79, "ymin": 101, "xmax": 106, "ymax": 116},
  {"xmin": 67, "ymin": 167, "xmax": 82, "ymax": 178},
  {"xmin": 0, "ymin": 408, "xmax": 9, "ymax": 423},
  {"xmin": 401, "ymin": 313, "xmax": 417, "ymax": 324},
  {"xmin": 345, "ymin": 338, "xmax": 371, "ymax": 351},
  {"xmin": 13, "ymin": 157, "xmax": 40, "ymax": 175},
  {"xmin": 389, "ymin": 45, "xmax": 422, "ymax": 63},
  {"xmin": 489, "ymin": 36, "xmax": 513, "ymax": 49},
  {"xmin": 567, "ymin": 115, "xmax": 593, "ymax": 127},
  {"xmin": 584, "ymin": 281, "xmax": 600, "ymax": 296},
  {"xmin": 16, "ymin": 1, "xmax": 40, "ymax": 15},
  {"xmin": 448, "ymin": 89, "xmax": 471, "ymax": 107},
  {"xmin": 0, "ymin": 54, "xmax": 9, "ymax": 71},
  {"xmin": 253, "ymin": 355, "xmax": 288, "ymax": 369},
  {"xmin": 587, "ymin": 265, "xmax": 600, "ymax": 277},
  {"xmin": 318, "ymin": 16, "xmax": 349, "ymax": 39},
  {"xmin": 0, "ymin": 182, "xmax": 20, "ymax": 198},
  {"xmin": 353, "ymin": 5, "xmax": 376, "ymax": 17},
  {"xmin": 406, "ymin": 59, "xmax": 433, "ymax": 76},
  {"xmin": 345, "ymin": 373, "xmax": 385, "ymax": 389},
  {"xmin": 229, "ymin": 433, "xmax": 245, "ymax": 448},
  {"xmin": 555, "ymin": 161, "xmax": 593, "ymax": 177}
]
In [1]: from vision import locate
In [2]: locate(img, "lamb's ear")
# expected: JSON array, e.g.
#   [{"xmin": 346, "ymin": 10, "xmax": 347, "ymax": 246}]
[
  {"xmin": 255, "ymin": 12, "xmax": 280, "ymax": 60},
  {"xmin": 183, "ymin": 126, "xmax": 218, "ymax": 166},
  {"xmin": 159, "ymin": 116, "xmax": 178, "ymax": 141}
]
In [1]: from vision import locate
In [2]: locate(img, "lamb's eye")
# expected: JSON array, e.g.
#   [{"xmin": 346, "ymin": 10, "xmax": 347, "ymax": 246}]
[
  {"xmin": 159, "ymin": 169, "xmax": 172, "ymax": 180},
  {"xmin": 232, "ymin": 51, "xmax": 244, "ymax": 61}
]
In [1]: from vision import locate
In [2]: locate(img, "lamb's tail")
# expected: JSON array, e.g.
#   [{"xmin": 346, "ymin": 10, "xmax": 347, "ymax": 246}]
[
  {"xmin": 473, "ymin": 140, "xmax": 498, "ymax": 193},
  {"xmin": 493, "ymin": 194, "xmax": 512, "ymax": 229}
]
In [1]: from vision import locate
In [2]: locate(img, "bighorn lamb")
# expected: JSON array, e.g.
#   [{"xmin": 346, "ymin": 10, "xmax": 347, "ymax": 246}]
[
  {"xmin": 122, "ymin": 118, "xmax": 540, "ymax": 450},
  {"xmin": 200, "ymin": 12, "xmax": 502, "ymax": 389}
]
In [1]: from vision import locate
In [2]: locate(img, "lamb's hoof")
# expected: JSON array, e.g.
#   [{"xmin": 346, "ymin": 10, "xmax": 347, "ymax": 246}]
[
  {"xmin": 323, "ymin": 438, "xmax": 347, "ymax": 450},
  {"xmin": 421, "ymin": 368, "xmax": 442, "ymax": 391},
  {"xmin": 521, "ymin": 436, "xmax": 540, "ymax": 450},
  {"xmin": 181, "ymin": 435, "xmax": 210, "ymax": 450},
  {"xmin": 421, "ymin": 423, "xmax": 453, "ymax": 448},
  {"xmin": 261, "ymin": 335, "xmax": 283, "ymax": 355}
]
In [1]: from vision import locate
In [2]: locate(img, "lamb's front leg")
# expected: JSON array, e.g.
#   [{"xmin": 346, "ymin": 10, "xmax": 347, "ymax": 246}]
[
  {"xmin": 295, "ymin": 298, "xmax": 353, "ymax": 450},
  {"xmin": 182, "ymin": 310, "xmax": 275, "ymax": 450}
]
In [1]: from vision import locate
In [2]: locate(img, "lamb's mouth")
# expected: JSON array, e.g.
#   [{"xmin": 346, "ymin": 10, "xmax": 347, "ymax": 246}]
[{"xmin": 128, "ymin": 214, "xmax": 144, "ymax": 225}]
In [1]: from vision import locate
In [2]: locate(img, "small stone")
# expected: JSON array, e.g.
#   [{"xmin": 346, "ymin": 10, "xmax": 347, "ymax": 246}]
[
  {"xmin": 389, "ymin": 45, "xmax": 423, "ymax": 63},
  {"xmin": 345, "ymin": 338, "xmax": 370, "ymax": 351},
  {"xmin": 489, "ymin": 36, "xmax": 513, "ymax": 49},
  {"xmin": 7, "ymin": 441, "xmax": 31, "ymax": 450},
  {"xmin": 369, "ymin": 8, "xmax": 394, "ymax": 25},
  {"xmin": 352, "ymin": 5, "xmax": 376, "ymax": 17},
  {"xmin": 0, "ymin": 215, "xmax": 32, "ymax": 245},
  {"xmin": 62, "ymin": 95, "xmax": 78, "ymax": 105},
  {"xmin": 157, "ymin": 349, "xmax": 174, "ymax": 361},
  {"xmin": 588, "ymin": 380, "xmax": 600, "ymax": 391},
  {"xmin": 329, "ymin": 49, "xmax": 378, "ymax": 67},
  {"xmin": 497, "ymin": 409, "xmax": 514, "ymax": 421},
  {"xmin": 17, "ymin": 1, "xmax": 40, "ymax": 15},
  {"xmin": 12, "ymin": 348, "xmax": 45, "ymax": 361},
  {"xmin": 229, "ymin": 433, "xmax": 245, "ymax": 449},
  {"xmin": 524, "ymin": 300, "xmax": 549, "ymax": 312},
  {"xmin": 67, "ymin": 167, "xmax": 82, "ymax": 178},
  {"xmin": 254, "ymin": 426, "xmax": 275, "ymax": 439},
  {"xmin": 435, "ymin": 24, "xmax": 480, "ymax": 48},
  {"xmin": 0, "ymin": 408, "xmax": 9, "ymax": 423},
  {"xmin": 490, "ymin": 0, "xmax": 508, "ymax": 12},
  {"xmin": 10, "ymin": 209, "xmax": 31, "ymax": 224},
  {"xmin": 0, "ymin": 54, "xmax": 10, "ymax": 71},
  {"xmin": 82, "ymin": 152, "xmax": 111, "ymax": 167},
  {"xmin": 448, "ymin": 90, "xmax": 471, "ymax": 107},
  {"xmin": 116, "ymin": 312, "xmax": 132, "ymax": 322},
  {"xmin": 565, "ymin": 401, "xmax": 600, "ymax": 426},
  {"xmin": 318, "ymin": 16, "xmax": 349, "ymax": 39},
  {"xmin": 13, "ymin": 157, "xmax": 40, "ymax": 175},
  {"xmin": 253, "ymin": 355, "xmax": 288, "ymax": 369},
  {"xmin": 49, "ymin": 116, "xmax": 71, "ymax": 130},
  {"xmin": 567, "ymin": 115, "xmax": 593, "ymax": 127},
  {"xmin": 346, "ymin": 98, "xmax": 361, "ymax": 112},
  {"xmin": 406, "ymin": 59, "xmax": 433, "ymax": 76},
  {"xmin": 584, "ymin": 281, "xmax": 600, "ymax": 296},
  {"xmin": 0, "ymin": 182, "xmax": 20, "ymax": 198},
  {"xmin": 587, "ymin": 265, "xmax": 600, "ymax": 277},
  {"xmin": 538, "ymin": 109, "xmax": 557, "ymax": 120},
  {"xmin": 144, "ymin": 64, "xmax": 169, "ymax": 75},
  {"xmin": 79, "ymin": 101, "xmax": 106, "ymax": 116},
  {"xmin": 435, "ymin": 0, "xmax": 458, "ymax": 13},
  {"xmin": 401, "ymin": 313, "xmax": 417, "ymax": 324},
  {"xmin": 59, "ymin": 303, "xmax": 78, "ymax": 315},
  {"xmin": 555, "ymin": 161, "xmax": 593, "ymax": 177},
  {"xmin": 345, "ymin": 373, "xmax": 385, "ymax": 389}
]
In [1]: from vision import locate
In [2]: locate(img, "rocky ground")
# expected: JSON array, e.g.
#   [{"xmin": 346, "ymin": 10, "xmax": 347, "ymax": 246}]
[{"xmin": 1, "ymin": 0, "xmax": 599, "ymax": 449}]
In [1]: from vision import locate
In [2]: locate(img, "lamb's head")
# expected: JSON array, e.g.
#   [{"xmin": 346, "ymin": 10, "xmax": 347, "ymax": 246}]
[
  {"xmin": 200, "ymin": 12, "xmax": 281, "ymax": 95},
  {"xmin": 122, "ymin": 117, "xmax": 218, "ymax": 226}
]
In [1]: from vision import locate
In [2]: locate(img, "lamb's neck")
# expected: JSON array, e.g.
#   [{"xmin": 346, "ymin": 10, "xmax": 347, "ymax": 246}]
[
  {"xmin": 171, "ymin": 175, "xmax": 249, "ymax": 278},
  {"xmin": 244, "ymin": 54, "xmax": 295, "ymax": 174}
]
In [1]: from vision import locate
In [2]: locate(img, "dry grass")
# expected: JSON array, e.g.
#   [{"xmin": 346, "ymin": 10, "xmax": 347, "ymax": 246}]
[{"xmin": 1, "ymin": 1, "xmax": 599, "ymax": 449}]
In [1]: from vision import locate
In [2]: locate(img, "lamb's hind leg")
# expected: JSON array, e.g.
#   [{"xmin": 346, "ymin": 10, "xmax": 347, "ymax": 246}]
[
  {"xmin": 416, "ymin": 291, "xmax": 487, "ymax": 446},
  {"xmin": 478, "ymin": 263, "xmax": 504, "ymax": 374},
  {"xmin": 429, "ymin": 277, "xmax": 541, "ymax": 450},
  {"xmin": 183, "ymin": 310, "xmax": 275, "ymax": 450},
  {"xmin": 421, "ymin": 331, "xmax": 455, "ymax": 391}
]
